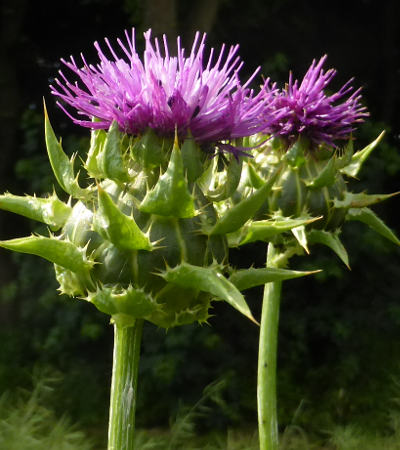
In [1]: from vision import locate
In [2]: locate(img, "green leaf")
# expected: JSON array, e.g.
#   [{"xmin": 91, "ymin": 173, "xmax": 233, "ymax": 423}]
[
  {"xmin": 132, "ymin": 128, "xmax": 166, "ymax": 170},
  {"xmin": 231, "ymin": 216, "xmax": 321, "ymax": 246},
  {"xmin": 140, "ymin": 138, "xmax": 195, "ymax": 218},
  {"xmin": 0, "ymin": 235, "xmax": 95, "ymax": 273},
  {"xmin": 197, "ymin": 155, "xmax": 216, "ymax": 192},
  {"xmin": 334, "ymin": 191, "xmax": 399, "ymax": 209},
  {"xmin": 181, "ymin": 134, "xmax": 204, "ymax": 183},
  {"xmin": 284, "ymin": 138, "xmax": 307, "ymax": 168},
  {"xmin": 246, "ymin": 162, "xmax": 265, "ymax": 189},
  {"xmin": 291, "ymin": 225, "xmax": 309, "ymax": 253},
  {"xmin": 206, "ymin": 155, "xmax": 242, "ymax": 202},
  {"xmin": 160, "ymin": 262, "xmax": 257, "ymax": 324},
  {"xmin": 94, "ymin": 186, "xmax": 152, "ymax": 251},
  {"xmin": 308, "ymin": 229, "xmax": 350, "ymax": 268},
  {"xmin": 306, "ymin": 157, "xmax": 337, "ymax": 189},
  {"xmin": 346, "ymin": 207, "xmax": 400, "ymax": 246},
  {"xmin": 206, "ymin": 167, "xmax": 281, "ymax": 235},
  {"xmin": 101, "ymin": 121, "xmax": 129, "ymax": 182},
  {"xmin": 0, "ymin": 192, "xmax": 71, "ymax": 230},
  {"xmin": 85, "ymin": 126, "xmax": 107, "ymax": 178},
  {"xmin": 229, "ymin": 267, "xmax": 320, "ymax": 291},
  {"xmin": 336, "ymin": 139, "xmax": 354, "ymax": 169},
  {"xmin": 44, "ymin": 103, "xmax": 87, "ymax": 198},
  {"xmin": 341, "ymin": 131, "xmax": 385, "ymax": 177},
  {"xmin": 86, "ymin": 284, "xmax": 157, "ymax": 318}
]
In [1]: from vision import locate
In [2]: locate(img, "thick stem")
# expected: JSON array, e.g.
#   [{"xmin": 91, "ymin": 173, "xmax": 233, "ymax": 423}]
[
  {"xmin": 108, "ymin": 319, "xmax": 143, "ymax": 450},
  {"xmin": 257, "ymin": 243, "xmax": 282, "ymax": 450}
]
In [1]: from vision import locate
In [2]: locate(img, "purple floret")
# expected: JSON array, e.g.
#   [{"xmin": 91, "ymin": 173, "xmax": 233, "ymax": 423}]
[
  {"xmin": 51, "ymin": 29, "xmax": 278, "ymax": 143},
  {"xmin": 269, "ymin": 55, "xmax": 369, "ymax": 147}
]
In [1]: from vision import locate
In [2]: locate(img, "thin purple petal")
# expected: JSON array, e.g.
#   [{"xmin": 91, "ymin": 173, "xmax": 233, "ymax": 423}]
[
  {"xmin": 50, "ymin": 29, "xmax": 278, "ymax": 143},
  {"xmin": 266, "ymin": 56, "xmax": 369, "ymax": 147}
]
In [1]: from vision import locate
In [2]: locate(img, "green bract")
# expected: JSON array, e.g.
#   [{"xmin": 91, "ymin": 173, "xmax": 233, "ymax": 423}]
[
  {"xmin": 2, "ymin": 110, "xmax": 317, "ymax": 328},
  {"xmin": 1, "ymin": 112, "xmax": 221, "ymax": 327},
  {"xmin": 224, "ymin": 133, "xmax": 399, "ymax": 264},
  {"xmin": 1, "ymin": 110, "xmax": 350, "ymax": 328}
]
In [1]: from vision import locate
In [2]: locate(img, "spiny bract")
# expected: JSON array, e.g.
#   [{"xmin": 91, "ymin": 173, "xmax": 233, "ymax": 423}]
[
  {"xmin": 0, "ymin": 110, "xmax": 259, "ymax": 328},
  {"xmin": 220, "ymin": 131, "xmax": 399, "ymax": 268}
]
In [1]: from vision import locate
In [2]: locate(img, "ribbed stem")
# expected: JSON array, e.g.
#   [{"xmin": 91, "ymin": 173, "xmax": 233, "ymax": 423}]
[
  {"xmin": 108, "ymin": 319, "xmax": 143, "ymax": 450},
  {"xmin": 257, "ymin": 243, "xmax": 282, "ymax": 450}
]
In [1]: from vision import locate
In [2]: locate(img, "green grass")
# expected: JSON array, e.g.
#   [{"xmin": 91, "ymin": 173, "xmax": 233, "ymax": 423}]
[
  {"xmin": 3, "ymin": 369, "xmax": 400, "ymax": 449},
  {"xmin": 0, "ymin": 368, "xmax": 93, "ymax": 450},
  {"xmin": 328, "ymin": 416, "xmax": 400, "ymax": 450}
]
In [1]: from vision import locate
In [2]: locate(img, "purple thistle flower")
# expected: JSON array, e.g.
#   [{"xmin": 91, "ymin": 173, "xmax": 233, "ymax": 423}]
[
  {"xmin": 51, "ymin": 29, "xmax": 277, "ymax": 143},
  {"xmin": 269, "ymin": 55, "xmax": 369, "ymax": 147}
]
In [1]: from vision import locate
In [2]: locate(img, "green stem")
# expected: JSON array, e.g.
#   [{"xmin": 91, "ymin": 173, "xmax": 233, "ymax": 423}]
[
  {"xmin": 258, "ymin": 243, "xmax": 282, "ymax": 450},
  {"xmin": 108, "ymin": 319, "xmax": 143, "ymax": 450}
]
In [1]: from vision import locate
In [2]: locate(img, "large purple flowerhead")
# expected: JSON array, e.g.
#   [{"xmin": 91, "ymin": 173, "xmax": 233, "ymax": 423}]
[
  {"xmin": 269, "ymin": 55, "xmax": 368, "ymax": 148},
  {"xmin": 51, "ymin": 29, "xmax": 276, "ymax": 143}
]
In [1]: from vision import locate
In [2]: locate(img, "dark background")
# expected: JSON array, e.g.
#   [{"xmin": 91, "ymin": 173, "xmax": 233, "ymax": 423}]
[{"xmin": 1, "ymin": 0, "xmax": 400, "ymax": 444}]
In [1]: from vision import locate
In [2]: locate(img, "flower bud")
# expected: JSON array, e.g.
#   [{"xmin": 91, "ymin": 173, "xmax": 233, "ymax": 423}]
[{"xmin": 254, "ymin": 138, "xmax": 348, "ymax": 230}]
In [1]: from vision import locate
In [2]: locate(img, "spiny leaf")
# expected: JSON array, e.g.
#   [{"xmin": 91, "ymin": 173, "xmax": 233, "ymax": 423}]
[
  {"xmin": 346, "ymin": 207, "xmax": 400, "ymax": 246},
  {"xmin": 44, "ymin": 102, "xmax": 87, "ymax": 198},
  {"xmin": 306, "ymin": 157, "xmax": 337, "ymax": 189},
  {"xmin": 229, "ymin": 267, "xmax": 320, "ymax": 291},
  {"xmin": 308, "ymin": 229, "xmax": 350, "ymax": 268},
  {"xmin": 284, "ymin": 138, "xmax": 307, "ymax": 168},
  {"xmin": 336, "ymin": 139, "xmax": 354, "ymax": 169},
  {"xmin": 206, "ymin": 155, "xmax": 242, "ymax": 202},
  {"xmin": 140, "ymin": 137, "xmax": 195, "ymax": 218},
  {"xmin": 0, "ymin": 235, "xmax": 95, "ymax": 273},
  {"xmin": 85, "ymin": 126, "xmax": 107, "ymax": 178},
  {"xmin": 93, "ymin": 186, "xmax": 152, "ymax": 251},
  {"xmin": 86, "ymin": 284, "xmax": 157, "ymax": 318},
  {"xmin": 132, "ymin": 128, "xmax": 166, "ymax": 170},
  {"xmin": 197, "ymin": 155, "xmax": 216, "ymax": 192},
  {"xmin": 334, "ymin": 191, "xmax": 399, "ymax": 209},
  {"xmin": 101, "ymin": 121, "xmax": 129, "ymax": 182},
  {"xmin": 206, "ymin": 167, "xmax": 281, "ymax": 235},
  {"xmin": 0, "ymin": 192, "xmax": 71, "ymax": 230},
  {"xmin": 341, "ymin": 131, "xmax": 385, "ymax": 177},
  {"xmin": 55, "ymin": 264, "xmax": 88, "ymax": 297},
  {"xmin": 181, "ymin": 133, "xmax": 204, "ymax": 183},
  {"xmin": 246, "ymin": 162, "xmax": 265, "ymax": 189},
  {"xmin": 159, "ymin": 262, "xmax": 257, "ymax": 324},
  {"xmin": 291, "ymin": 225, "xmax": 309, "ymax": 254},
  {"xmin": 232, "ymin": 216, "xmax": 321, "ymax": 246}
]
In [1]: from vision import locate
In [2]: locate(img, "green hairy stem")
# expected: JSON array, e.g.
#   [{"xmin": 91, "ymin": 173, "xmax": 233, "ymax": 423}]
[
  {"xmin": 258, "ymin": 243, "xmax": 282, "ymax": 450},
  {"xmin": 108, "ymin": 319, "xmax": 143, "ymax": 450}
]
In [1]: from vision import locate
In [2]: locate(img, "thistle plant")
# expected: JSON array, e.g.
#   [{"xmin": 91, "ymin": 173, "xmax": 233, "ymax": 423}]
[
  {"xmin": 222, "ymin": 56, "xmax": 399, "ymax": 450},
  {"xmin": 2, "ymin": 27, "xmax": 395, "ymax": 449},
  {"xmin": 0, "ymin": 29, "xmax": 317, "ymax": 450}
]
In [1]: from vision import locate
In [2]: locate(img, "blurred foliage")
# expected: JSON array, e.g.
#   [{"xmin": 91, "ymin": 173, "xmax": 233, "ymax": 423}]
[
  {"xmin": 3, "ymin": 368, "xmax": 400, "ymax": 448},
  {"xmin": 0, "ymin": 368, "xmax": 93, "ymax": 450}
]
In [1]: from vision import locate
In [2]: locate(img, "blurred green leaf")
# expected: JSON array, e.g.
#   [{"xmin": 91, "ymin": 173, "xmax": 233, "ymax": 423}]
[
  {"xmin": 346, "ymin": 207, "xmax": 400, "ymax": 246},
  {"xmin": 229, "ymin": 267, "xmax": 320, "ymax": 291},
  {"xmin": 308, "ymin": 229, "xmax": 350, "ymax": 268}
]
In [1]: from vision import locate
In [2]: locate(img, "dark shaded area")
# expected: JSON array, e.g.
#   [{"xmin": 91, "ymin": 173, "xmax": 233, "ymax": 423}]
[{"xmin": 1, "ymin": 0, "xmax": 399, "ymax": 443}]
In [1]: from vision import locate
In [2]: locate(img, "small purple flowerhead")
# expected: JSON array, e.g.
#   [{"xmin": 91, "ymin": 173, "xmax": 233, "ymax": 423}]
[
  {"xmin": 51, "ymin": 29, "xmax": 276, "ymax": 144},
  {"xmin": 269, "ymin": 55, "xmax": 369, "ymax": 148}
]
